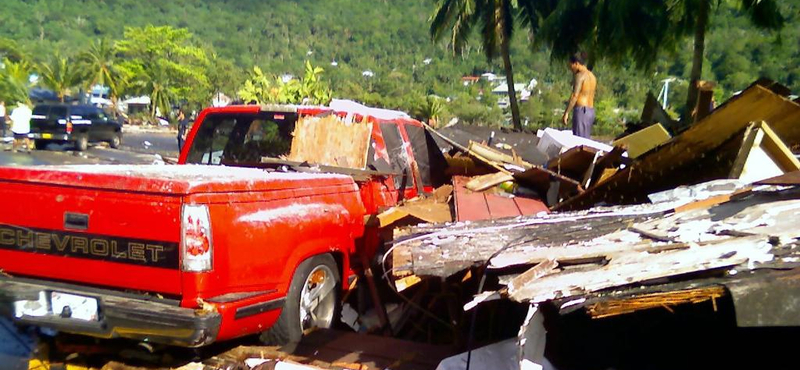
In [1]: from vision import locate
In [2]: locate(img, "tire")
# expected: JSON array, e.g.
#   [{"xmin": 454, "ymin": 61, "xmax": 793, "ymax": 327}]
[
  {"xmin": 34, "ymin": 140, "xmax": 48, "ymax": 150},
  {"xmin": 109, "ymin": 134, "xmax": 122, "ymax": 149},
  {"xmin": 260, "ymin": 254, "xmax": 340, "ymax": 345},
  {"xmin": 74, "ymin": 135, "xmax": 88, "ymax": 152}
]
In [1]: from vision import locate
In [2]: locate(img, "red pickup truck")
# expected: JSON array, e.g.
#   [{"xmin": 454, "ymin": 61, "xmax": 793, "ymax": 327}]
[{"xmin": 0, "ymin": 104, "xmax": 447, "ymax": 347}]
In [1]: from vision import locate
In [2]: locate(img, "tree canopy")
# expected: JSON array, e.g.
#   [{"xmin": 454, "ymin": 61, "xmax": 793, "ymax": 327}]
[{"xmin": 0, "ymin": 0, "xmax": 794, "ymax": 132}]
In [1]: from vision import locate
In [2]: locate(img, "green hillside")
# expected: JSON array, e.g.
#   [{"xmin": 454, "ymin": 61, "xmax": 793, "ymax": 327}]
[{"xmin": 0, "ymin": 0, "xmax": 797, "ymax": 133}]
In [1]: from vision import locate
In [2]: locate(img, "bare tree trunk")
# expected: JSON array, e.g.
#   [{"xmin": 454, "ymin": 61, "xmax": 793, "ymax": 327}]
[
  {"xmin": 684, "ymin": 0, "xmax": 710, "ymax": 123},
  {"xmin": 500, "ymin": 34, "xmax": 522, "ymax": 131}
]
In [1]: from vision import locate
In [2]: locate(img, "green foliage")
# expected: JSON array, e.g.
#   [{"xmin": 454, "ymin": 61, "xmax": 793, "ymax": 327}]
[
  {"xmin": 412, "ymin": 95, "xmax": 446, "ymax": 126},
  {"xmin": 115, "ymin": 25, "xmax": 209, "ymax": 117},
  {"xmin": 447, "ymin": 92, "xmax": 504, "ymax": 126},
  {"xmin": 238, "ymin": 61, "xmax": 332, "ymax": 105},
  {"xmin": 0, "ymin": 0, "xmax": 792, "ymax": 131},
  {"xmin": 0, "ymin": 59, "xmax": 34, "ymax": 104}
]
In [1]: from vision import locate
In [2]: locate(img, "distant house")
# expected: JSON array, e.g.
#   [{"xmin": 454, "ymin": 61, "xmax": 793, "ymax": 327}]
[
  {"xmin": 461, "ymin": 76, "xmax": 480, "ymax": 86},
  {"xmin": 481, "ymin": 72, "xmax": 498, "ymax": 82},
  {"xmin": 121, "ymin": 96, "xmax": 151, "ymax": 115},
  {"xmin": 492, "ymin": 83, "xmax": 532, "ymax": 108},
  {"xmin": 492, "ymin": 83, "xmax": 530, "ymax": 98}
]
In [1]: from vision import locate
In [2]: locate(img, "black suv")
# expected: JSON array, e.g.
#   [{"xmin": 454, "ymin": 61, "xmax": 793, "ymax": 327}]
[{"xmin": 30, "ymin": 104, "xmax": 123, "ymax": 151}]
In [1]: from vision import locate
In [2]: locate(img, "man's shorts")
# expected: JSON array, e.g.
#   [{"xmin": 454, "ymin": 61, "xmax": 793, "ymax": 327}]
[
  {"xmin": 572, "ymin": 106, "xmax": 596, "ymax": 139},
  {"xmin": 13, "ymin": 133, "xmax": 29, "ymax": 140}
]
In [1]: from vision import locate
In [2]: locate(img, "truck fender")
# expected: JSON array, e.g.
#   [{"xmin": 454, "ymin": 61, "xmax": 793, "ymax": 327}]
[{"xmin": 279, "ymin": 237, "xmax": 354, "ymax": 295}]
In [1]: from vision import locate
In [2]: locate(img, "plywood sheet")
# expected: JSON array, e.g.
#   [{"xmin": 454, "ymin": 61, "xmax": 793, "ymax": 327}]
[
  {"xmin": 612, "ymin": 123, "xmax": 671, "ymax": 159},
  {"xmin": 288, "ymin": 115, "xmax": 372, "ymax": 169}
]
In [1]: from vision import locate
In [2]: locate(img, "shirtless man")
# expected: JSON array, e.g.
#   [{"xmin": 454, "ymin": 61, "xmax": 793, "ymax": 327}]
[{"xmin": 561, "ymin": 52, "xmax": 596, "ymax": 138}]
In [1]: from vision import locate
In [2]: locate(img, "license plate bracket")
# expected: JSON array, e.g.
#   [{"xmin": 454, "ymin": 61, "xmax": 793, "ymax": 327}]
[{"xmin": 50, "ymin": 292, "xmax": 99, "ymax": 321}]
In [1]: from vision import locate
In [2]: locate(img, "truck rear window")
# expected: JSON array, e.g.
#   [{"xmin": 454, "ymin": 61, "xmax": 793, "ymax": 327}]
[{"xmin": 185, "ymin": 112, "xmax": 295, "ymax": 165}]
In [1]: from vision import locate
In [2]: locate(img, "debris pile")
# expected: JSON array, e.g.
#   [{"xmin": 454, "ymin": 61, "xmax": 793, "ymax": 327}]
[{"xmin": 380, "ymin": 78, "xmax": 800, "ymax": 369}]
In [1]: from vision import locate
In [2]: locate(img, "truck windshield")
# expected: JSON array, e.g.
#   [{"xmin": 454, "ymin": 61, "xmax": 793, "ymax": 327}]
[{"xmin": 185, "ymin": 112, "xmax": 295, "ymax": 165}]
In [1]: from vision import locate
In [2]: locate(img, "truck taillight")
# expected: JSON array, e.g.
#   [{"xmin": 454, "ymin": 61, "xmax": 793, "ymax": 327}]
[
  {"xmin": 181, "ymin": 204, "xmax": 213, "ymax": 272},
  {"xmin": 66, "ymin": 121, "xmax": 73, "ymax": 134}
]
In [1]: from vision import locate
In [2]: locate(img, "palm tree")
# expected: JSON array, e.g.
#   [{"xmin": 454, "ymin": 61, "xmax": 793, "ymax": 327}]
[
  {"xmin": 0, "ymin": 59, "xmax": 35, "ymax": 104},
  {"xmin": 0, "ymin": 37, "xmax": 28, "ymax": 63},
  {"xmin": 431, "ymin": 0, "xmax": 552, "ymax": 130},
  {"xmin": 38, "ymin": 55, "xmax": 87, "ymax": 102},
  {"xmin": 413, "ymin": 95, "xmax": 446, "ymax": 127},
  {"xmin": 675, "ymin": 0, "xmax": 784, "ymax": 122},
  {"xmin": 536, "ymin": 0, "xmax": 784, "ymax": 121},
  {"xmin": 79, "ymin": 39, "xmax": 122, "ymax": 105}
]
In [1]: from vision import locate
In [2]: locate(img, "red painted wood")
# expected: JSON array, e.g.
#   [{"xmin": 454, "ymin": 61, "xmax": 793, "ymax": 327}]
[
  {"xmin": 514, "ymin": 196, "xmax": 550, "ymax": 215},
  {"xmin": 453, "ymin": 176, "xmax": 491, "ymax": 222},
  {"xmin": 486, "ymin": 193, "xmax": 523, "ymax": 219}
]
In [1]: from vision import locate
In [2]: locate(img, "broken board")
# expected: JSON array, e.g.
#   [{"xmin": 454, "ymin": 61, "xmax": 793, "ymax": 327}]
[
  {"xmin": 612, "ymin": 123, "xmax": 671, "ymax": 159},
  {"xmin": 465, "ymin": 172, "xmax": 515, "ymax": 192},
  {"xmin": 728, "ymin": 121, "xmax": 800, "ymax": 183}
]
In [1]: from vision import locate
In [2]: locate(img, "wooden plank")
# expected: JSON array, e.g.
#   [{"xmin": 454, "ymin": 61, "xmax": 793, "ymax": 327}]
[
  {"xmin": 465, "ymin": 172, "xmax": 514, "ymax": 192},
  {"xmin": 640, "ymin": 92, "xmax": 679, "ymax": 132},
  {"xmin": 513, "ymin": 196, "xmax": 550, "ymax": 216},
  {"xmin": 486, "ymin": 193, "xmax": 523, "ymax": 219},
  {"xmin": 513, "ymin": 165, "xmax": 583, "ymax": 201},
  {"xmin": 672, "ymin": 187, "xmax": 752, "ymax": 213},
  {"xmin": 453, "ymin": 176, "xmax": 491, "ymax": 222},
  {"xmin": 612, "ymin": 123, "xmax": 671, "ymax": 159},
  {"xmin": 755, "ymin": 171, "xmax": 800, "ymax": 186},
  {"xmin": 468, "ymin": 140, "xmax": 531, "ymax": 168},
  {"xmin": 556, "ymin": 84, "xmax": 800, "ymax": 211},
  {"xmin": 507, "ymin": 236, "xmax": 758, "ymax": 303},
  {"xmin": 545, "ymin": 145, "xmax": 599, "ymax": 181},
  {"xmin": 377, "ymin": 201, "xmax": 452, "ymax": 227}
]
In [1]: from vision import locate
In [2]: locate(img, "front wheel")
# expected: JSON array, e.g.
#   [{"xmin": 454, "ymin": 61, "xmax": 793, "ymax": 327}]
[{"xmin": 260, "ymin": 254, "xmax": 340, "ymax": 345}]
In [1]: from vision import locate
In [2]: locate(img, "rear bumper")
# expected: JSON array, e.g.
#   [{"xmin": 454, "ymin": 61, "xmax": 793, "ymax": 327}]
[
  {"xmin": 28, "ymin": 133, "xmax": 71, "ymax": 141},
  {"xmin": 0, "ymin": 277, "xmax": 220, "ymax": 347}
]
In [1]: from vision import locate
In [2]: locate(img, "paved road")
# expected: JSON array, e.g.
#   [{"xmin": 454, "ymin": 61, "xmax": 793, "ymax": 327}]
[{"xmin": 0, "ymin": 129, "xmax": 179, "ymax": 166}]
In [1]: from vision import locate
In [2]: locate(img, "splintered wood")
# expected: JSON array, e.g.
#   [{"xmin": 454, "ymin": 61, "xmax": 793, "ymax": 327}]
[
  {"xmin": 288, "ymin": 115, "xmax": 372, "ymax": 169},
  {"xmin": 586, "ymin": 286, "xmax": 726, "ymax": 319},
  {"xmin": 391, "ymin": 186, "xmax": 800, "ymax": 306}
]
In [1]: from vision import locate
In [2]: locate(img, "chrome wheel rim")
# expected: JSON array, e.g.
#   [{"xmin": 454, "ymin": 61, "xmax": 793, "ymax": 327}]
[{"xmin": 299, "ymin": 265, "xmax": 336, "ymax": 332}]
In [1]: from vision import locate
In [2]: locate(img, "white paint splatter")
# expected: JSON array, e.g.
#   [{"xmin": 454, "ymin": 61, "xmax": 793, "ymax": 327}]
[{"xmin": 239, "ymin": 203, "xmax": 350, "ymax": 225}]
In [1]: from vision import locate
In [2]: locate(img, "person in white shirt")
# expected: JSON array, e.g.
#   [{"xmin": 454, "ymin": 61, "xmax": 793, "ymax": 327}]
[{"xmin": 10, "ymin": 102, "xmax": 32, "ymax": 152}]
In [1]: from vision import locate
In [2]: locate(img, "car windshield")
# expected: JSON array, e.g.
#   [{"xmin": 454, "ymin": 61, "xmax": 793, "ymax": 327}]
[{"xmin": 184, "ymin": 112, "xmax": 295, "ymax": 165}]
